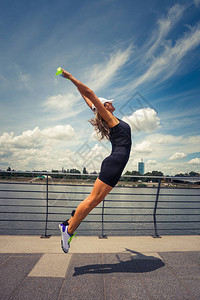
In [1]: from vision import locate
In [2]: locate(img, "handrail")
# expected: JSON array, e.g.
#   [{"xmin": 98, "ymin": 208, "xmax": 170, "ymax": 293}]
[{"xmin": 0, "ymin": 172, "xmax": 199, "ymax": 237}]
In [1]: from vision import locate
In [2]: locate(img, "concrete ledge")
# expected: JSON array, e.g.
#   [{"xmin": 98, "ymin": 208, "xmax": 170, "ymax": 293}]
[{"xmin": 0, "ymin": 235, "xmax": 199, "ymax": 254}]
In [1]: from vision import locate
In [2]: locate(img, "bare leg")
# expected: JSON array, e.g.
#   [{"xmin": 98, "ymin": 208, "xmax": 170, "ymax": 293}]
[{"xmin": 67, "ymin": 178, "xmax": 113, "ymax": 234}]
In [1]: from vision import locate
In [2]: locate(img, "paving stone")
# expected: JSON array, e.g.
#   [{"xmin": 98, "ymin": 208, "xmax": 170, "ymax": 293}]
[
  {"xmin": 9, "ymin": 277, "xmax": 63, "ymax": 300},
  {"xmin": 101, "ymin": 253, "xmax": 150, "ymax": 299},
  {"xmin": 170, "ymin": 263, "xmax": 200, "ymax": 279},
  {"xmin": 28, "ymin": 253, "xmax": 72, "ymax": 277},
  {"xmin": 134, "ymin": 258, "xmax": 168, "ymax": 279},
  {"xmin": 158, "ymin": 252, "xmax": 200, "ymax": 280},
  {"xmin": 183, "ymin": 279, "xmax": 200, "ymax": 299},
  {"xmin": 0, "ymin": 254, "xmax": 42, "ymax": 300},
  {"xmin": 158, "ymin": 251, "xmax": 198, "ymax": 266},
  {"xmin": 102, "ymin": 253, "xmax": 140, "ymax": 278},
  {"xmin": 106, "ymin": 277, "xmax": 150, "ymax": 300},
  {"xmin": 185, "ymin": 251, "xmax": 200, "ymax": 265},
  {"xmin": 143, "ymin": 277, "xmax": 193, "ymax": 300},
  {"xmin": 59, "ymin": 253, "xmax": 104, "ymax": 300},
  {"xmin": 0, "ymin": 253, "xmax": 10, "ymax": 265}
]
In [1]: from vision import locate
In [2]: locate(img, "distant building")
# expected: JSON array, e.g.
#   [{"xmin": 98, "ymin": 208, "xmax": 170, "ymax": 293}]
[{"xmin": 138, "ymin": 159, "xmax": 145, "ymax": 175}]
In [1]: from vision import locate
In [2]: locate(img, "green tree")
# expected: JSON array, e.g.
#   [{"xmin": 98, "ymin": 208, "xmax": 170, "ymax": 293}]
[
  {"xmin": 131, "ymin": 171, "xmax": 140, "ymax": 176},
  {"xmin": 144, "ymin": 172, "xmax": 152, "ymax": 176},
  {"xmin": 70, "ymin": 168, "xmax": 81, "ymax": 174},
  {"xmin": 189, "ymin": 171, "xmax": 198, "ymax": 176},
  {"xmin": 123, "ymin": 170, "xmax": 141, "ymax": 182},
  {"xmin": 151, "ymin": 171, "xmax": 163, "ymax": 176},
  {"xmin": 83, "ymin": 167, "xmax": 88, "ymax": 174},
  {"xmin": 123, "ymin": 171, "xmax": 132, "ymax": 181}
]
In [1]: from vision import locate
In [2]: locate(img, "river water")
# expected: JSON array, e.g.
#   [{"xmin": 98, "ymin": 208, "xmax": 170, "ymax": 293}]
[{"xmin": 0, "ymin": 182, "xmax": 199, "ymax": 236}]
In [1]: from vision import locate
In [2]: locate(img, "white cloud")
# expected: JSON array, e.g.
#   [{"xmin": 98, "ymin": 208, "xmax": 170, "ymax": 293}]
[
  {"xmin": 43, "ymin": 93, "xmax": 85, "ymax": 121},
  {"xmin": 42, "ymin": 125, "xmax": 75, "ymax": 140},
  {"xmin": 0, "ymin": 125, "xmax": 76, "ymax": 150},
  {"xmin": 60, "ymin": 143, "xmax": 109, "ymax": 173},
  {"xmin": 89, "ymin": 143, "xmax": 106, "ymax": 158},
  {"xmin": 91, "ymin": 130, "xmax": 101, "ymax": 141},
  {"xmin": 145, "ymin": 4, "xmax": 185, "ymax": 59},
  {"xmin": 147, "ymin": 160, "xmax": 157, "ymax": 165},
  {"xmin": 0, "ymin": 129, "xmax": 41, "ymax": 149},
  {"xmin": 0, "ymin": 125, "xmax": 77, "ymax": 171},
  {"xmin": 136, "ymin": 24, "xmax": 200, "ymax": 87},
  {"xmin": 133, "ymin": 141, "xmax": 153, "ymax": 154},
  {"xmin": 44, "ymin": 94, "xmax": 76, "ymax": 111},
  {"xmin": 126, "ymin": 131, "xmax": 200, "ymax": 175},
  {"xmin": 188, "ymin": 158, "xmax": 200, "ymax": 164},
  {"xmin": 144, "ymin": 133, "xmax": 200, "ymax": 160},
  {"xmin": 85, "ymin": 46, "xmax": 132, "ymax": 90},
  {"xmin": 122, "ymin": 108, "xmax": 160, "ymax": 133},
  {"xmin": 119, "ymin": 18, "xmax": 200, "ymax": 95},
  {"xmin": 1, "ymin": 126, "xmax": 200, "ymax": 174},
  {"xmin": 168, "ymin": 152, "xmax": 187, "ymax": 161}
]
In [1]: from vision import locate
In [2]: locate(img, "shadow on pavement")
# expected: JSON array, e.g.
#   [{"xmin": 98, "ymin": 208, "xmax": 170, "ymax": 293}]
[{"xmin": 73, "ymin": 249, "xmax": 165, "ymax": 276}]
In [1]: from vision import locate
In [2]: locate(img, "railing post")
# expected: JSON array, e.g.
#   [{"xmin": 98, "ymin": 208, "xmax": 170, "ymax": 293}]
[
  {"xmin": 152, "ymin": 179, "xmax": 161, "ymax": 238},
  {"xmin": 98, "ymin": 198, "xmax": 107, "ymax": 239},
  {"xmin": 41, "ymin": 175, "xmax": 51, "ymax": 238}
]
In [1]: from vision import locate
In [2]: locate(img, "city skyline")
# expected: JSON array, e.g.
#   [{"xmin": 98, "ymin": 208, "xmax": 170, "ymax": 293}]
[{"xmin": 2, "ymin": 163, "xmax": 199, "ymax": 177}]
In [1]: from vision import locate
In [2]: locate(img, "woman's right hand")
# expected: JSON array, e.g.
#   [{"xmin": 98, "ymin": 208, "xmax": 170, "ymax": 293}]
[{"xmin": 61, "ymin": 69, "xmax": 72, "ymax": 79}]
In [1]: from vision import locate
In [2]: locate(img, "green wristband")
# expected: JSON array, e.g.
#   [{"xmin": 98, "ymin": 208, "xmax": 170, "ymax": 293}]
[
  {"xmin": 55, "ymin": 67, "xmax": 62, "ymax": 76},
  {"xmin": 55, "ymin": 67, "xmax": 70, "ymax": 81}
]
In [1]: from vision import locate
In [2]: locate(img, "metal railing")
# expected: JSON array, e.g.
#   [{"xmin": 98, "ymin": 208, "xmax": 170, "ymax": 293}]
[{"xmin": 0, "ymin": 171, "xmax": 199, "ymax": 237}]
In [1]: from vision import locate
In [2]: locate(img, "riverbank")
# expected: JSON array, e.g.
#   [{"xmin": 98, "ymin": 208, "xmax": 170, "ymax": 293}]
[{"xmin": 0, "ymin": 177, "xmax": 199, "ymax": 188}]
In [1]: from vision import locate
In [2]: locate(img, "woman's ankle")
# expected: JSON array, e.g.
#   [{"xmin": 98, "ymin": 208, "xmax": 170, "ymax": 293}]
[{"xmin": 67, "ymin": 226, "xmax": 73, "ymax": 235}]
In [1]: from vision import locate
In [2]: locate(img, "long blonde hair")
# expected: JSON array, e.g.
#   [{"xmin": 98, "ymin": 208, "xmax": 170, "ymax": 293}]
[{"xmin": 89, "ymin": 112, "xmax": 110, "ymax": 140}]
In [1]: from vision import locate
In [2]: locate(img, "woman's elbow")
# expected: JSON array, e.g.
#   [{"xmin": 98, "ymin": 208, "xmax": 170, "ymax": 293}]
[
  {"xmin": 78, "ymin": 86, "xmax": 93, "ymax": 97},
  {"xmin": 85, "ymin": 88, "xmax": 94, "ymax": 97}
]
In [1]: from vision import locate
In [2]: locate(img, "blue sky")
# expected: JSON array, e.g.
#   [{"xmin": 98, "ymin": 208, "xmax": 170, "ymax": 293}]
[{"xmin": 0, "ymin": 0, "xmax": 200, "ymax": 175}]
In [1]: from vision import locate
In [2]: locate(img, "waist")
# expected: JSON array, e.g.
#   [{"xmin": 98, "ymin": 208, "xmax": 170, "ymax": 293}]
[
  {"xmin": 111, "ymin": 140, "xmax": 132, "ymax": 148},
  {"xmin": 111, "ymin": 144, "xmax": 131, "ymax": 154},
  {"xmin": 110, "ymin": 135, "xmax": 131, "ymax": 146}
]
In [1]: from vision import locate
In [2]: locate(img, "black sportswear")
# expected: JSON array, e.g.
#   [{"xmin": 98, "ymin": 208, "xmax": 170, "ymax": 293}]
[{"xmin": 99, "ymin": 118, "xmax": 132, "ymax": 187}]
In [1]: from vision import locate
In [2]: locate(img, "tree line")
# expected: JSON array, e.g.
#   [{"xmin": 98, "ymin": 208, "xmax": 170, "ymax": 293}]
[{"xmin": 1, "ymin": 167, "xmax": 199, "ymax": 181}]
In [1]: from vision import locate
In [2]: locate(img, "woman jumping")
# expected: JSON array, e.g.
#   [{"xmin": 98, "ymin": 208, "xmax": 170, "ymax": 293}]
[{"xmin": 59, "ymin": 69, "xmax": 132, "ymax": 253}]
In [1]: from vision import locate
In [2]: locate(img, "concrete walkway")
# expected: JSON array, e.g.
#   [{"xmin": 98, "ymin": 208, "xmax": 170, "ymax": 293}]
[{"xmin": 0, "ymin": 235, "xmax": 200, "ymax": 300}]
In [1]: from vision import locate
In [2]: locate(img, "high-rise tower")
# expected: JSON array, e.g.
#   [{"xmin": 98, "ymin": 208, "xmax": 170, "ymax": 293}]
[{"xmin": 138, "ymin": 159, "xmax": 145, "ymax": 175}]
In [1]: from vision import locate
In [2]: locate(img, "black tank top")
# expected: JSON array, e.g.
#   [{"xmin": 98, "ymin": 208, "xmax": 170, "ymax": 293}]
[{"xmin": 110, "ymin": 118, "xmax": 132, "ymax": 149}]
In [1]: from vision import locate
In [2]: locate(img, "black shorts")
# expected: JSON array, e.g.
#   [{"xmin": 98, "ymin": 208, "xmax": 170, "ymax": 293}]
[{"xmin": 99, "ymin": 149, "xmax": 130, "ymax": 187}]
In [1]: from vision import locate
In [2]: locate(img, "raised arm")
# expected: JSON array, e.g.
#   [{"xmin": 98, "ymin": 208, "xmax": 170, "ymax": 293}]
[
  {"xmin": 62, "ymin": 69, "xmax": 119, "ymax": 127},
  {"xmin": 80, "ymin": 93, "xmax": 93, "ymax": 111}
]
